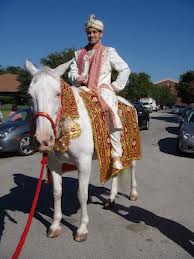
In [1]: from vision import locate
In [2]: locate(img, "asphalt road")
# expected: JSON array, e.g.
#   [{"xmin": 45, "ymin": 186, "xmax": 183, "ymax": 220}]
[{"xmin": 0, "ymin": 111, "xmax": 194, "ymax": 259}]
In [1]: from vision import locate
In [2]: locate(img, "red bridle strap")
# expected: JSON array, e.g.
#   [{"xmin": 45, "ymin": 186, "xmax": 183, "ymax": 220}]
[{"xmin": 33, "ymin": 108, "xmax": 62, "ymax": 137}]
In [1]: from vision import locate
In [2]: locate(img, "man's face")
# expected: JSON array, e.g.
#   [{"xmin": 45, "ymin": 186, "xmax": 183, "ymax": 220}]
[{"xmin": 87, "ymin": 27, "xmax": 103, "ymax": 45}]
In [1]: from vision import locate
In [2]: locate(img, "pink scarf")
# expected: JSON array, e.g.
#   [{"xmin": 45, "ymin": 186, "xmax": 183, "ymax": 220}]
[
  {"xmin": 77, "ymin": 42, "xmax": 103, "ymax": 90},
  {"xmin": 77, "ymin": 42, "xmax": 116, "ymax": 127}
]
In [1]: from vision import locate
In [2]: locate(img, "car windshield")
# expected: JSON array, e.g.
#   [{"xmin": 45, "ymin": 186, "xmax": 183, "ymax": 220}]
[
  {"xmin": 184, "ymin": 108, "xmax": 194, "ymax": 118},
  {"xmin": 5, "ymin": 110, "xmax": 29, "ymax": 123},
  {"xmin": 134, "ymin": 103, "xmax": 143, "ymax": 108},
  {"xmin": 188, "ymin": 112, "xmax": 194, "ymax": 123}
]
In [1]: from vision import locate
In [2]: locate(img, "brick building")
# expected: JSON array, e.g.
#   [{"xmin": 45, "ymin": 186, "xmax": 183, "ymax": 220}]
[
  {"xmin": 0, "ymin": 73, "xmax": 20, "ymax": 103},
  {"xmin": 154, "ymin": 78, "xmax": 182, "ymax": 104}
]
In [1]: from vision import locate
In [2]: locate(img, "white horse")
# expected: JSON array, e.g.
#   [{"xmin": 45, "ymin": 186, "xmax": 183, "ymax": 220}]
[{"xmin": 26, "ymin": 60, "xmax": 138, "ymax": 242}]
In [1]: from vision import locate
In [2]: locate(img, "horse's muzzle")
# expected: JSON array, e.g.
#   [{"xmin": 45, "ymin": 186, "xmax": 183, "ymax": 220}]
[{"xmin": 33, "ymin": 135, "xmax": 54, "ymax": 153}]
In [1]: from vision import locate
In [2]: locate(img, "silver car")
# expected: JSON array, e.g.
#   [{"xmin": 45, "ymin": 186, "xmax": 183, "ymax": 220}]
[
  {"xmin": 0, "ymin": 108, "xmax": 34, "ymax": 156},
  {"xmin": 178, "ymin": 111, "xmax": 194, "ymax": 154}
]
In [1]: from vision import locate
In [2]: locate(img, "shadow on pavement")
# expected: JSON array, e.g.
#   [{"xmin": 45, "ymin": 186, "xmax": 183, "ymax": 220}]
[
  {"xmin": 158, "ymin": 137, "xmax": 194, "ymax": 158},
  {"xmin": 0, "ymin": 174, "xmax": 194, "ymax": 256},
  {"xmin": 165, "ymin": 126, "xmax": 179, "ymax": 135},
  {"xmin": 0, "ymin": 152, "xmax": 20, "ymax": 158},
  {"xmin": 0, "ymin": 174, "xmax": 109, "ymax": 241},
  {"xmin": 151, "ymin": 115, "xmax": 178, "ymax": 124},
  {"xmin": 158, "ymin": 137, "xmax": 178, "ymax": 156},
  {"xmin": 110, "ymin": 205, "xmax": 194, "ymax": 257}
]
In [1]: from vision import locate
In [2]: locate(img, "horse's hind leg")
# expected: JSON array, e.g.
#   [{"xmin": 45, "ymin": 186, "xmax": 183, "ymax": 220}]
[
  {"xmin": 104, "ymin": 175, "xmax": 118, "ymax": 209},
  {"xmin": 47, "ymin": 171, "xmax": 62, "ymax": 238},
  {"xmin": 74, "ymin": 155, "xmax": 92, "ymax": 242},
  {"xmin": 105, "ymin": 160, "xmax": 138, "ymax": 208},
  {"xmin": 129, "ymin": 160, "xmax": 138, "ymax": 201}
]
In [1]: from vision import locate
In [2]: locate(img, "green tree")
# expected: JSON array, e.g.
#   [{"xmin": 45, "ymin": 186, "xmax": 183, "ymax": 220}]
[
  {"xmin": 17, "ymin": 69, "xmax": 31, "ymax": 103},
  {"xmin": 41, "ymin": 48, "xmax": 74, "ymax": 83},
  {"xmin": 119, "ymin": 72, "xmax": 153, "ymax": 101},
  {"xmin": 0, "ymin": 65, "xmax": 22, "ymax": 75},
  {"xmin": 6, "ymin": 66, "xmax": 23, "ymax": 74},
  {"xmin": 151, "ymin": 85, "xmax": 176, "ymax": 105},
  {"xmin": 17, "ymin": 48, "xmax": 75, "ymax": 103},
  {"xmin": 176, "ymin": 71, "xmax": 194, "ymax": 104},
  {"xmin": 0, "ymin": 65, "xmax": 6, "ymax": 74}
]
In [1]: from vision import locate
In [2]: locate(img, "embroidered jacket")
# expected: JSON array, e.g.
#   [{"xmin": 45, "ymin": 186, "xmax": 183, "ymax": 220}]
[{"xmin": 68, "ymin": 47, "xmax": 130, "ymax": 93}]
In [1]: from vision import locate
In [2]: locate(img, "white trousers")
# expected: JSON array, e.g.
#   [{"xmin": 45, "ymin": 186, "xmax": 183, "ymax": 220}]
[
  {"xmin": 99, "ymin": 88, "xmax": 122, "ymax": 158},
  {"xmin": 80, "ymin": 86, "xmax": 123, "ymax": 159}
]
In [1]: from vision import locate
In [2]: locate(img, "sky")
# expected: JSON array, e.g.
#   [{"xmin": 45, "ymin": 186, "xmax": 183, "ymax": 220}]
[{"xmin": 0, "ymin": 0, "xmax": 194, "ymax": 82}]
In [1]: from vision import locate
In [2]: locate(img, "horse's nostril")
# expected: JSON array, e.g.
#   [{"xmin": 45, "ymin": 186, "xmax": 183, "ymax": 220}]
[{"xmin": 43, "ymin": 140, "xmax": 49, "ymax": 147}]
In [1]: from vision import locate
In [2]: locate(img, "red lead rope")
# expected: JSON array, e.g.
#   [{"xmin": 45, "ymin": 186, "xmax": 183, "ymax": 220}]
[{"xmin": 11, "ymin": 153, "xmax": 48, "ymax": 259}]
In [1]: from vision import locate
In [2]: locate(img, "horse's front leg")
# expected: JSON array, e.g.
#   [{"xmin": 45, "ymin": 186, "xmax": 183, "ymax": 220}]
[
  {"xmin": 47, "ymin": 170, "xmax": 62, "ymax": 238},
  {"xmin": 75, "ymin": 155, "xmax": 92, "ymax": 242},
  {"xmin": 129, "ymin": 160, "xmax": 138, "ymax": 201}
]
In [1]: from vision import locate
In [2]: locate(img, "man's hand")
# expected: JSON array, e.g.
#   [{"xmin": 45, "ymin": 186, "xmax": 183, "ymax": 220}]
[
  {"xmin": 77, "ymin": 75, "xmax": 88, "ymax": 86},
  {"xmin": 76, "ymin": 75, "xmax": 84, "ymax": 86},
  {"xmin": 82, "ymin": 78, "xmax": 88, "ymax": 85}
]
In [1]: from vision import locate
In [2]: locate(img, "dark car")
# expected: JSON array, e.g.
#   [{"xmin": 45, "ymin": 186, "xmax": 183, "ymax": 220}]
[
  {"xmin": 171, "ymin": 105, "xmax": 187, "ymax": 115},
  {"xmin": 0, "ymin": 108, "xmax": 34, "ymax": 156},
  {"xmin": 177, "ymin": 110, "xmax": 194, "ymax": 154},
  {"xmin": 178, "ymin": 107, "xmax": 194, "ymax": 131},
  {"xmin": 133, "ymin": 102, "xmax": 150, "ymax": 130}
]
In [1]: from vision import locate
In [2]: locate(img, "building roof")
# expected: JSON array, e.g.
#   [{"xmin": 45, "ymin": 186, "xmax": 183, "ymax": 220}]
[
  {"xmin": 154, "ymin": 78, "xmax": 178, "ymax": 85},
  {"xmin": 0, "ymin": 73, "xmax": 20, "ymax": 92}
]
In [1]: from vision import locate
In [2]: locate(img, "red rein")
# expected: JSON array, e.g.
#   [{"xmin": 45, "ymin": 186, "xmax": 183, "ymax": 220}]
[
  {"xmin": 12, "ymin": 108, "xmax": 62, "ymax": 258},
  {"xmin": 11, "ymin": 153, "xmax": 48, "ymax": 259}
]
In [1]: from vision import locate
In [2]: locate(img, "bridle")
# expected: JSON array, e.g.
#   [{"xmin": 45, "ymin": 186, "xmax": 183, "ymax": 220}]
[{"xmin": 33, "ymin": 105, "xmax": 62, "ymax": 138}]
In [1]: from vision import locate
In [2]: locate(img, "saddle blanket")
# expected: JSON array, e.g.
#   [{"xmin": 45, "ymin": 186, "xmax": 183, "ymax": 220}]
[{"xmin": 52, "ymin": 82, "xmax": 141, "ymax": 184}]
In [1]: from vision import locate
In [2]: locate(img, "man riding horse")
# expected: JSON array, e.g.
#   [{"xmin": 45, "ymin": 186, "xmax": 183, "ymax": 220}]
[
  {"xmin": 68, "ymin": 14, "xmax": 131, "ymax": 170},
  {"xmin": 25, "ymin": 15, "xmax": 139, "ymax": 242}
]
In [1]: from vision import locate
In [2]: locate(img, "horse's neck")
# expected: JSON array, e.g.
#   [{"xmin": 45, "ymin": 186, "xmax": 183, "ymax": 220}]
[{"xmin": 70, "ymin": 86, "xmax": 82, "ymax": 106}]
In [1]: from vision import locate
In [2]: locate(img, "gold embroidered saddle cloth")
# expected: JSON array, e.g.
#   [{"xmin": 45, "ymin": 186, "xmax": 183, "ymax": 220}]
[{"xmin": 54, "ymin": 82, "xmax": 142, "ymax": 184}]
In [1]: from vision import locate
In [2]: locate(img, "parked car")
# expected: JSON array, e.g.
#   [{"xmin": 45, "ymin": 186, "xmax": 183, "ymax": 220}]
[
  {"xmin": 171, "ymin": 105, "xmax": 187, "ymax": 114},
  {"xmin": 0, "ymin": 108, "xmax": 34, "ymax": 156},
  {"xmin": 156, "ymin": 104, "xmax": 161, "ymax": 111},
  {"xmin": 178, "ymin": 107, "xmax": 194, "ymax": 131},
  {"xmin": 133, "ymin": 102, "xmax": 150, "ymax": 130},
  {"xmin": 177, "ymin": 110, "xmax": 194, "ymax": 154}
]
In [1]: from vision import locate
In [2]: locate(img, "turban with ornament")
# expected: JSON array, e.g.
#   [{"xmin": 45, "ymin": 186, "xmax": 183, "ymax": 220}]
[{"xmin": 85, "ymin": 14, "xmax": 104, "ymax": 32}]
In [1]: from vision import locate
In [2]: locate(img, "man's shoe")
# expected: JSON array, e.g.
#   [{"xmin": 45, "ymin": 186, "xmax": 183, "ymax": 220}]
[{"xmin": 112, "ymin": 157, "xmax": 123, "ymax": 170}]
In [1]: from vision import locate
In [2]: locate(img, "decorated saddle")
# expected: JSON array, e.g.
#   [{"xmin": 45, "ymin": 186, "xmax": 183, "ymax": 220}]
[{"xmin": 52, "ymin": 81, "xmax": 141, "ymax": 183}]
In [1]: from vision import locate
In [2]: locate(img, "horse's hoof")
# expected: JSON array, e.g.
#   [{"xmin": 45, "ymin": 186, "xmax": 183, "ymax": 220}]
[
  {"xmin": 74, "ymin": 233, "xmax": 88, "ymax": 242},
  {"xmin": 129, "ymin": 195, "xmax": 138, "ymax": 201},
  {"xmin": 47, "ymin": 227, "xmax": 61, "ymax": 238},
  {"xmin": 103, "ymin": 199, "xmax": 115, "ymax": 210}
]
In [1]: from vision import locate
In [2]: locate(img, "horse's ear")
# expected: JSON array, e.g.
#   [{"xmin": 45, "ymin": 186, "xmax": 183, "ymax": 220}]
[
  {"xmin": 25, "ymin": 60, "xmax": 38, "ymax": 76},
  {"xmin": 53, "ymin": 60, "xmax": 72, "ymax": 77}
]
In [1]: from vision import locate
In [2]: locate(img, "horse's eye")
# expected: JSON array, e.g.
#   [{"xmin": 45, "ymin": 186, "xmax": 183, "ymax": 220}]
[{"xmin": 56, "ymin": 93, "xmax": 61, "ymax": 97}]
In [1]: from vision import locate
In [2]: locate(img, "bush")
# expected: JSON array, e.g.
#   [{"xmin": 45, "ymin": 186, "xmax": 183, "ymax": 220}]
[{"xmin": 0, "ymin": 96, "xmax": 15, "ymax": 104}]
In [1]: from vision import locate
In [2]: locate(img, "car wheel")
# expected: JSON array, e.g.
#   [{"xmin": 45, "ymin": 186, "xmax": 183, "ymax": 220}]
[
  {"xmin": 176, "ymin": 138, "xmax": 183, "ymax": 155},
  {"xmin": 145, "ymin": 120, "xmax": 150, "ymax": 130},
  {"xmin": 18, "ymin": 136, "xmax": 34, "ymax": 156}
]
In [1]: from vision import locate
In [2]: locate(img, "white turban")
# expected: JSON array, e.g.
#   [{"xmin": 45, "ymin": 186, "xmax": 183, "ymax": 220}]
[{"xmin": 85, "ymin": 14, "xmax": 104, "ymax": 32}]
